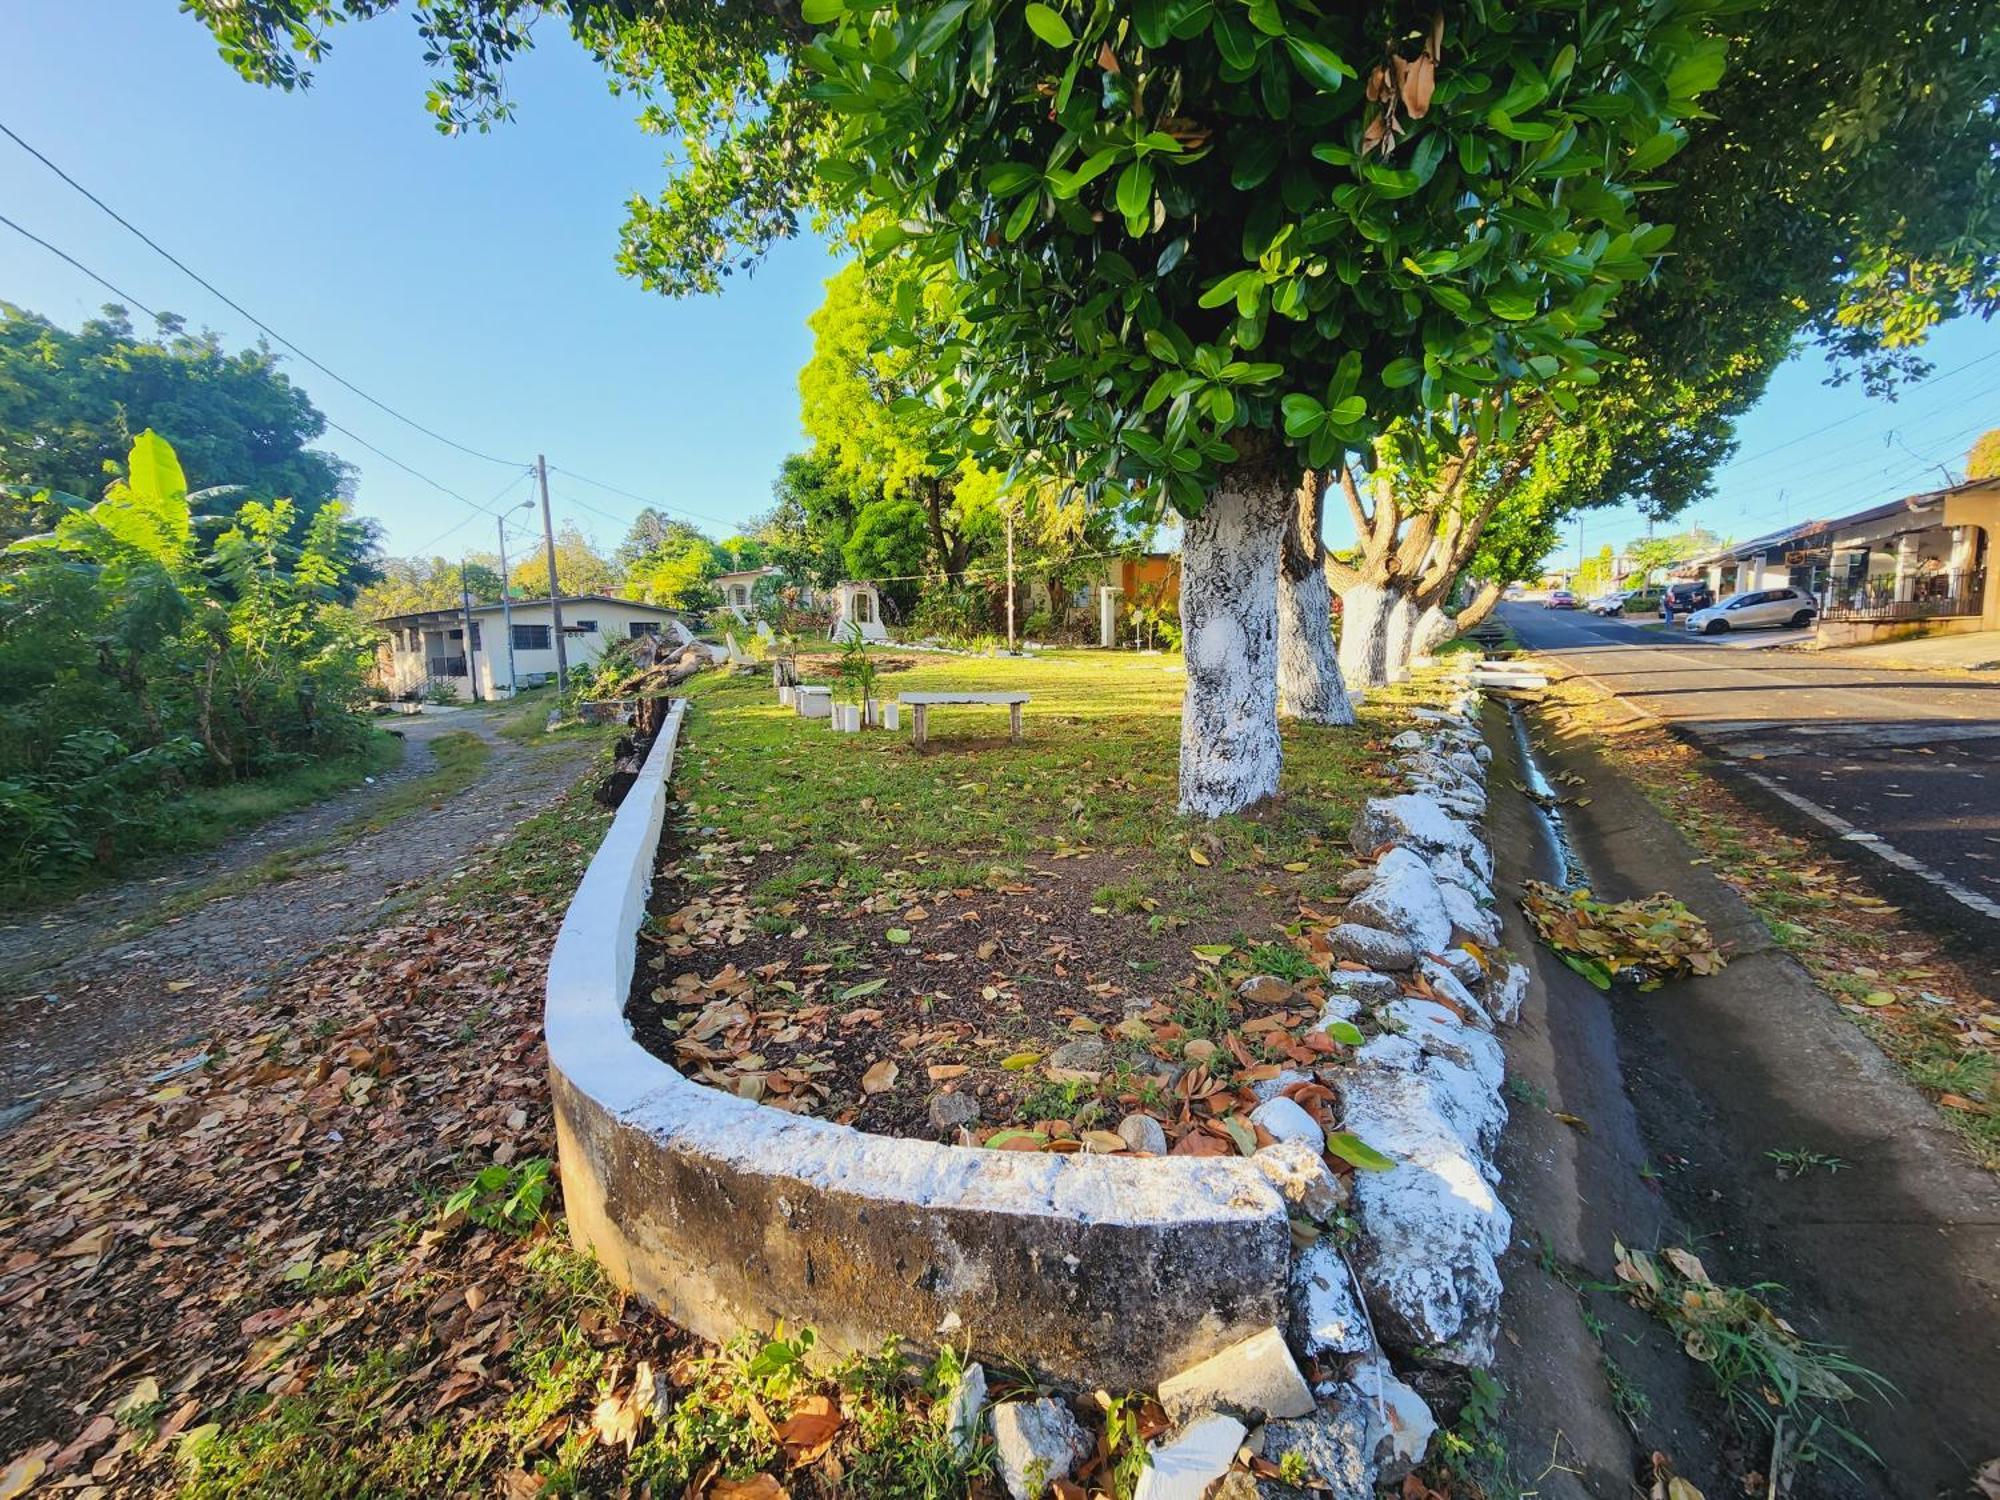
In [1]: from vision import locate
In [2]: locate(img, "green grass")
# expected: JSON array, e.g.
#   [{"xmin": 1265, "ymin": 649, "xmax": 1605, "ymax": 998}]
[{"xmin": 678, "ymin": 647, "xmax": 1387, "ymax": 909}]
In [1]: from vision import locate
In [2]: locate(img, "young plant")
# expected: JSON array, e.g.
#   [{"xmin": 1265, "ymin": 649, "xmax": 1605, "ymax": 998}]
[{"xmin": 440, "ymin": 1156, "xmax": 553, "ymax": 1235}]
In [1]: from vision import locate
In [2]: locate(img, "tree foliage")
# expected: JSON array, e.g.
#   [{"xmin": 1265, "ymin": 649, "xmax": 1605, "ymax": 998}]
[
  {"xmin": 0, "ymin": 432, "xmax": 377, "ymax": 890},
  {"xmin": 1969, "ymin": 428, "xmax": 2000, "ymax": 481},
  {"xmin": 0, "ymin": 303, "xmax": 361, "ymax": 556}
]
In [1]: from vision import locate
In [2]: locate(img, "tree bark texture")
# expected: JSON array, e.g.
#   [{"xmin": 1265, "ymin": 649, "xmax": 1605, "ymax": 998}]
[
  {"xmin": 1455, "ymin": 579, "xmax": 1506, "ymax": 632},
  {"xmin": 1178, "ymin": 469, "xmax": 1291, "ymax": 818},
  {"xmin": 1336, "ymin": 581, "xmax": 1398, "ymax": 694},
  {"xmin": 1383, "ymin": 592, "xmax": 1419, "ymax": 683},
  {"xmin": 1411, "ymin": 603, "xmax": 1456, "ymax": 661},
  {"xmin": 1276, "ymin": 472, "xmax": 1356, "ymax": 726}
]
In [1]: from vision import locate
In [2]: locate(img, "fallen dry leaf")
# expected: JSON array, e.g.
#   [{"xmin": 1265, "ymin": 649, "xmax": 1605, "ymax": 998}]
[{"xmin": 860, "ymin": 1059, "xmax": 899, "ymax": 1095}]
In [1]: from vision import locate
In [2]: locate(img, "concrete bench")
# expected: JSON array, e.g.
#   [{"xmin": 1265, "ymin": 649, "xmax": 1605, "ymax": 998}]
[
  {"xmin": 794, "ymin": 684, "xmax": 833, "ymax": 720},
  {"xmin": 898, "ymin": 691, "xmax": 1030, "ymax": 747}
]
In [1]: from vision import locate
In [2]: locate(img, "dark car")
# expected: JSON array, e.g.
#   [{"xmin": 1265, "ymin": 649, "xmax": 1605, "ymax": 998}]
[{"xmin": 1660, "ymin": 581, "xmax": 1714, "ymax": 618}]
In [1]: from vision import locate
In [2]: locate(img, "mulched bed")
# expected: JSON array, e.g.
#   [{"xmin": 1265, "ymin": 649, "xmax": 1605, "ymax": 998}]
[{"xmin": 622, "ymin": 798, "xmax": 1471, "ymax": 1160}]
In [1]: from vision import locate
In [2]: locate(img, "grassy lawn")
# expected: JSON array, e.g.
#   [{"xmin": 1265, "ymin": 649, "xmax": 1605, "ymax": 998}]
[{"xmin": 628, "ymin": 648, "xmax": 1466, "ymax": 1150}]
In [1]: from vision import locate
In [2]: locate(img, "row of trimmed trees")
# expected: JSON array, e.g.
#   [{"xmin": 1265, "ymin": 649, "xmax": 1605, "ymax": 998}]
[{"xmin": 187, "ymin": 0, "xmax": 2000, "ymax": 818}]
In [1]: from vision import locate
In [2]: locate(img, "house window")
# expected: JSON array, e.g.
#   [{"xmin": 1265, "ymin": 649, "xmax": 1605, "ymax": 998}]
[
  {"xmin": 469, "ymin": 623, "xmax": 482, "ymax": 650},
  {"xmin": 629, "ymin": 622, "xmax": 661, "ymax": 638},
  {"xmin": 732, "ymin": 585, "xmax": 749, "ymax": 607},
  {"xmin": 852, "ymin": 590, "xmax": 873, "ymax": 624},
  {"xmin": 512, "ymin": 623, "xmax": 552, "ymax": 651},
  {"xmin": 565, "ymin": 619, "xmax": 597, "ymax": 634}
]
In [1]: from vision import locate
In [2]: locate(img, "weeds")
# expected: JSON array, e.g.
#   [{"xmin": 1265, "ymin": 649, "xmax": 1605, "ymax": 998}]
[
  {"xmin": 441, "ymin": 1158, "xmax": 553, "ymax": 1235},
  {"xmin": 1613, "ymin": 1242, "xmax": 1894, "ymax": 1477},
  {"xmin": 1766, "ymin": 1147, "xmax": 1846, "ymax": 1179}
]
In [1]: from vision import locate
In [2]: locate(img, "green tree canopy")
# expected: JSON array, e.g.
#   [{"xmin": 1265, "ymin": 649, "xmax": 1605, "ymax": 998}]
[{"xmin": 0, "ymin": 303, "xmax": 354, "ymax": 530}]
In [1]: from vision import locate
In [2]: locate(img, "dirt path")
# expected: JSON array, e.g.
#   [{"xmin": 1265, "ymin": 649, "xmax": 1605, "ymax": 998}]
[{"xmin": 0, "ymin": 707, "xmax": 589, "ymax": 1129}]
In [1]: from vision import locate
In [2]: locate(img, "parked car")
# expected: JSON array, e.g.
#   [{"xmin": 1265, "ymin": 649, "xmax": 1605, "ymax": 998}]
[
  {"xmin": 1620, "ymin": 585, "xmax": 1666, "ymax": 615},
  {"xmin": 1584, "ymin": 590, "xmax": 1626, "ymax": 615},
  {"xmin": 1684, "ymin": 586, "xmax": 1819, "ymax": 635},
  {"xmin": 1544, "ymin": 589, "xmax": 1578, "ymax": 610},
  {"xmin": 1659, "ymin": 580, "xmax": 1714, "ymax": 618}
]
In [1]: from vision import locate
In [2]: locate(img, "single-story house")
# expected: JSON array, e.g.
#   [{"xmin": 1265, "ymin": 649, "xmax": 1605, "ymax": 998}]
[
  {"xmin": 715, "ymin": 567, "xmax": 778, "ymax": 619},
  {"xmin": 1684, "ymin": 478, "xmax": 1998, "ymax": 645},
  {"xmin": 374, "ymin": 594, "xmax": 687, "ymax": 702},
  {"xmin": 1020, "ymin": 552, "xmax": 1180, "ymax": 645}
]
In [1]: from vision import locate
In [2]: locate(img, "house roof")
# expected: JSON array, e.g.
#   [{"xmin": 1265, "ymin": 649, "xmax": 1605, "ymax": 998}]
[
  {"xmin": 1686, "ymin": 477, "xmax": 2000, "ymax": 567},
  {"xmin": 714, "ymin": 566, "xmax": 777, "ymax": 582},
  {"xmin": 373, "ymin": 593, "xmax": 678, "ymax": 627}
]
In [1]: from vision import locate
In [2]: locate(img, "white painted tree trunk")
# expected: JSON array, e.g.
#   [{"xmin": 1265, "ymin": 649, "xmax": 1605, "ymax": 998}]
[
  {"xmin": 1411, "ymin": 604, "xmax": 1456, "ymax": 661},
  {"xmin": 1384, "ymin": 593, "xmax": 1419, "ymax": 682},
  {"xmin": 1178, "ymin": 472, "xmax": 1290, "ymax": 817},
  {"xmin": 1337, "ymin": 582, "xmax": 1397, "ymax": 691},
  {"xmin": 1278, "ymin": 562, "xmax": 1355, "ymax": 725}
]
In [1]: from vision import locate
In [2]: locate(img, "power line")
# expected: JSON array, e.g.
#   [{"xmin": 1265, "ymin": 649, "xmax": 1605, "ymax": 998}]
[
  {"xmin": 1, "ymin": 207, "xmax": 523, "ymax": 530},
  {"xmin": 0, "ymin": 210, "xmax": 162, "ymax": 322},
  {"xmin": 0, "ymin": 117, "xmax": 527, "ymax": 470},
  {"xmin": 547, "ymin": 465, "xmax": 745, "ymax": 533},
  {"xmin": 1713, "ymin": 347, "xmax": 2000, "ymax": 476}
]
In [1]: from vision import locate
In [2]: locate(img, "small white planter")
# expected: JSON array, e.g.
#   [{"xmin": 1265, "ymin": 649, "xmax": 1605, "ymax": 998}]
[
  {"xmin": 778, "ymin": 686, "xmax": 795, "ymax": 708},
  {"xmin": 882, "ymin": 700, "xmax": 900, "ymax": 731}
]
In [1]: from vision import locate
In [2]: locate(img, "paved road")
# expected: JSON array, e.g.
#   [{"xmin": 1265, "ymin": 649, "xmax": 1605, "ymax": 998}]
[{"xmin": 1499, "ymin": 603, "xmax": 2000, "ymax": 950}]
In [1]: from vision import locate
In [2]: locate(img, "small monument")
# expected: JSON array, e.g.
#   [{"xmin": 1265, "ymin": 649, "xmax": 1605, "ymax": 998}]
[{"xmin": 830, "ymin": 580, "xmax": 889, "ymax": 643}]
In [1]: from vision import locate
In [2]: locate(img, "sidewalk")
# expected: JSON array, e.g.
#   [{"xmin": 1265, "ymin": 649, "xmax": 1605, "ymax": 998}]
[{"xmin": 1797, "ymin": 626, "xmax": 2000, "ymax": 672}]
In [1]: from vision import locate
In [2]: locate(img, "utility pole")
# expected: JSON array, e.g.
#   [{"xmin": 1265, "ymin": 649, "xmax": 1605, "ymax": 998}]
[
  {"xmin": 1005, "ymin": 511, "xmax": 1017, "ymax": 654},
  {"xmin": 536, "ymin": 454, "xmax": 569, "ymax": 699},
  {"xmin": 497, "ymin": 514, "xmax": 519, "ymax": 696},
  {"xmin": 459, "ymin": 564, "xmax": 482, "ymax": 703}
]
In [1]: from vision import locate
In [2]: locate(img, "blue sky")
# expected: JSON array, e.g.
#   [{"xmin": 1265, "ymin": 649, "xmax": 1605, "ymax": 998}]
[{"xmin": 3, "ymin": 0, "xmax": 1996, "ymax": 569}]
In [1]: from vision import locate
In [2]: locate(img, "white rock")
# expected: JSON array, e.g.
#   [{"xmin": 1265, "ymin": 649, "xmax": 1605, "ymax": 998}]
[
  {"xmin": 1346, "ymin": 847, "xmax": 1452, "ymax": 956},
  {"xmin": 1436, "ymin": 946, "xmax": 1486, "ymax": 993},
  {"xmin": 1157, "ymin": 1325, "xmax": 1316, "ymax": 1424},
  {"xmin": 1388, "ymin": 730, "xmax": 1425, "ymax": 751},
  {"xmin": 1118, "ymin": 1112, "xmax": 1169, "ymax": 1156},
  {"xmin": 1321, "ymin": 970, "xmax": 1402, "ymax": 1007},
  {"xmin": 1446, "ymin": 750, "xmax": 1484, "ymax": 783},
  {"xmin": 1355, "ymin": 1033, "xmax": 1423, "ymax": 1072},
  {"xmin": 1337, "ymin": 1066, "xmax": 1510, "ymax": 1365},
  {"xmin": 1288, "ymin": 1240, "xmax": 1372, "ymax": 1358},
  {"xmin": 1250, "ymin": 1068, "xmax": 1313, "ymax": 1104},
  {"xmin": 1254, "ymin": 1139, "xmax": 1347, "ymax": 1220},
  {"xmin": 1346, "ymin": 1353, "xmax": 1439, "ymax": 1480},
  {"xmin": 1436, "ymin": 877, "xmax": 1501, "ymax": 949},
  {"xmin": 1472, "ymin": 741, "xmax": 1492, "ymax": 765},
  {"xmin": 1383, "ymin": 1000, "xmax": 1504, "ymax": 1092},
  {"xmin": 1350, "ymin": 795, "xmax": 1483, "ymax": 871},
  {"xmin": 1132, "ymin": 1413, "xmax": 1247, "ymax": 1500},
  {"xmin": 1418, "ymin": 958, "xmax": 1493, "ymax": 1029},
  {"xmin": 1249, "ymin": 1095, "xmax": 1325, "ymax": 1151},
  {"xmin": 1259, "ymin": 1399, "xmax": 1376, "ymax": 1500},
  {"xmin": 1491, "ymin": 961, "xmax": 1530, "ymax": 1025},
  {"xmin": 1426, "ymin": 849, "xmax": 1484, "ymax": 897},
  {"xmin": 990, "ymin": 1397, "xmax": 1092, "ymax": 1500},
  {"xmin": 1326, "ymin": 923, "xmax": 1416, "ymax": 971},
  {"xmin": 946, "ymin": 1362, "xmax": 988, "ymax": 1456}
]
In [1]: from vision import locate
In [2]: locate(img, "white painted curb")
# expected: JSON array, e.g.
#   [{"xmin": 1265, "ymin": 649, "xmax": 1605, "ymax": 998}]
[{"xmin": 545, "ymin": 699, "xmax": 1290, "ymax": 1387}]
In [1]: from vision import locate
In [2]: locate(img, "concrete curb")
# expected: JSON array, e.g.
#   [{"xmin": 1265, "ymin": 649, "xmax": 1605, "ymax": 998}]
[{"xmin": 545, "ymin": 698, "xmax": 1291, "ymax": 1389}]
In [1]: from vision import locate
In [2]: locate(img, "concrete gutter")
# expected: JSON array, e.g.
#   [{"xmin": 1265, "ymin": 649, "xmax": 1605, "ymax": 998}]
[{"xmin": 545, "ymin": 698, "xmax": 1290, "ymax": 1389}]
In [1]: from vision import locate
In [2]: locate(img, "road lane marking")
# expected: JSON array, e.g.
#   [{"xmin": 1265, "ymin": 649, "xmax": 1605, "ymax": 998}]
[{"xmin": 1737, "ymin": 771, "xmax": 2000, "ymax": 923}]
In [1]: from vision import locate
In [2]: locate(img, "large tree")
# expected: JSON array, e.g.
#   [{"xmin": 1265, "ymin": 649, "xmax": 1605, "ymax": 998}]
[
  {"xmin": 801, "ymin": 262, "xmax": 1002, "ymax": 581},
  {"xmin": 1326, "ymin": 0, "xmax": 2000, "ymax": 683},
  {"xmin": 0, "ymin": 304, "xmax": 353, "ymax": 535},
  {"xmin": 183, "ymin": 0, "xmax": 1722, "ymax": 815}
]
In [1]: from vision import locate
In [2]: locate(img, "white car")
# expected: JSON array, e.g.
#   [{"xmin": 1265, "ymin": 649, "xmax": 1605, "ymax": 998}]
[
  {"xmin": 1684, "ymin": 586, "xmax": 1818, "ymax": 635},
  {"xmin": 1585, "ymin": 591, "xmax": 1627, "ymax": 615}
]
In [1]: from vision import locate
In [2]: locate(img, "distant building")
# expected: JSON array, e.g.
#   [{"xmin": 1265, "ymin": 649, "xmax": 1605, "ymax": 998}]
[
  {"xmin": 374, "ymin": 594, "xmax": 685, "ymax": 701},
  {"xmin": 1684, "ymin": 478, "xmax": 1998, "ymax": 645},
  {"xmin": 715, "ymin": 567, "xmax": 778, "ymax": 619}
]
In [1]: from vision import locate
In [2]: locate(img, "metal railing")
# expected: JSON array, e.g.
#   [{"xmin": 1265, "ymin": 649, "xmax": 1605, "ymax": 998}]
[
  {"xmin": 427, "ymin": 655, "xmax": 469, "ymax": 677},
  {"xmin": 1818, "ymin": 569, "xmax": 1986, "ymax": 622}
]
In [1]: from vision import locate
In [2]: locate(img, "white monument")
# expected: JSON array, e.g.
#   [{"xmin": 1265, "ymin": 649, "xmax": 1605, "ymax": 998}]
[{"xmin": 830, "ymin": 580, "xmax": 890, "ymax": 642}]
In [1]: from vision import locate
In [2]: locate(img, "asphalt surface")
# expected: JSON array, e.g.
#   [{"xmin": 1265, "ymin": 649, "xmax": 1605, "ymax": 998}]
[{"xmin": 1500, "ymin": 603, "xmax": 2000, "ymax": 964}]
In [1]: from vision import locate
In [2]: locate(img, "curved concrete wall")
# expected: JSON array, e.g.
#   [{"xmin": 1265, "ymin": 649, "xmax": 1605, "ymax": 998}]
[{"xmin": 546, "ymin": 699, "xmax": 1290, "ymax": 1388}]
